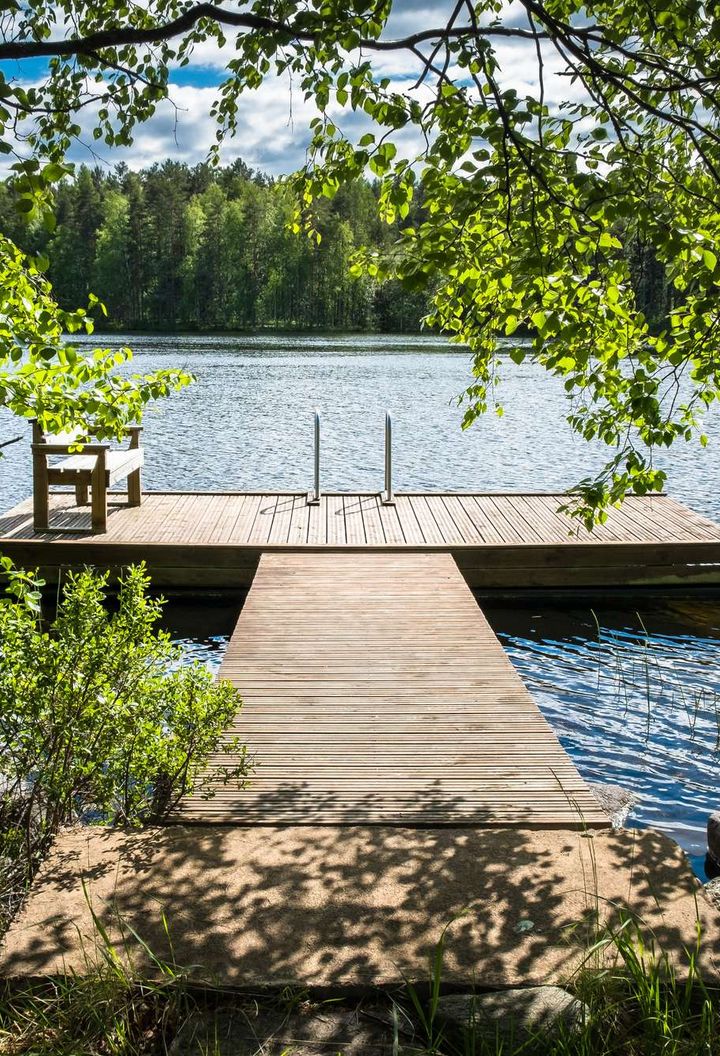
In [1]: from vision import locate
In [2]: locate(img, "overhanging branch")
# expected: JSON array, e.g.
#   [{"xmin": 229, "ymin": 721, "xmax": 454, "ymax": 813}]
[{"xmin": 0, "ymin": 2, "xmax": 543, "ymax": 62}]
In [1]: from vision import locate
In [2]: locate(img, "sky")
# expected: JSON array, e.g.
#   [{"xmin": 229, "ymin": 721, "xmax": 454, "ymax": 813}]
[{"xmin": 0, "ymin": 1, "xmax": 579, "ymax": 178}]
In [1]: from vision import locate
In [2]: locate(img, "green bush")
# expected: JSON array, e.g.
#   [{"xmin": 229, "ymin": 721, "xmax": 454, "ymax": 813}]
[{"xmin": 0, "ymin": 561, "xmax": 248, "ymax": 926}]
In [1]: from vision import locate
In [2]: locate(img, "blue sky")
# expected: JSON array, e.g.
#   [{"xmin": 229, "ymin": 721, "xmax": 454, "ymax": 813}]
[{"xmin": 0, "ymin": 2, "xmax": 567, "ymax": 177}]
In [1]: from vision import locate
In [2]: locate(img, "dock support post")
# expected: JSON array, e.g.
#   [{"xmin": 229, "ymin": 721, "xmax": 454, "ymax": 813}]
[
  {"xmin": 307, "ymin": 409, "xmax": 321, "ymax": 506},
  {"xmin": 382, "ymin": 411, "xmax": 395, "ymax": 506}
]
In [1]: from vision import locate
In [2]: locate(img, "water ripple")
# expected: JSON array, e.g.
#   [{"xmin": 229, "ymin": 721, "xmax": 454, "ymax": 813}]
[{"xmin": 485, "ymin": 600, "xmax": 720, "ymax": 876}]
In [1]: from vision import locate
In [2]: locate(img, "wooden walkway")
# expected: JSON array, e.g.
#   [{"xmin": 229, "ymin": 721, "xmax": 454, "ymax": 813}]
[
  {"xmin": 179, "ymin": 552, "xmax": 608, "ymax": 827},
  {"xmin": 2, "ymin": 490, "xmax": 720, "ymax": 587}
]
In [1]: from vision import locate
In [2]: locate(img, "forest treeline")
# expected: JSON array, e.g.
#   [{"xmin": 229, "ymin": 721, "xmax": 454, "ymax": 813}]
[
  {"xmin": 0, "ymin": 159, "xmax": 429, "ymax": 332},
  {"xmin": 0, "ymin": 158, "xmax": 670, "ymax": 334}
]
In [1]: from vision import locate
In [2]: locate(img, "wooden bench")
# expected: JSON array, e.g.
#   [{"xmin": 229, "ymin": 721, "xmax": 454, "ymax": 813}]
[{"xmin": 31, "ymin": 421, "xmax": 143, "ymax": 533}]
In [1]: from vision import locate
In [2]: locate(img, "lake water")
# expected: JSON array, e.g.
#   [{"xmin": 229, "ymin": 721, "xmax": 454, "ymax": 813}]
[
  {"xmin": 3, "ymin": 333, "xmax": 720, "ymax": 876},
  {"xmin": 2, "ymin": 332, "xmax": 720, "ymax": 515}
]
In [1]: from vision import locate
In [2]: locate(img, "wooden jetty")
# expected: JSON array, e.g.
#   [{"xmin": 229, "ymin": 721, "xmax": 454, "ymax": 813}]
[
  {"xmin": 2, "ymin": 487, "xmax": 717, "ymax": 828},
  {"xmin": 1, "ymin": 489, "xmax": 720, "ymax": 588},
  {"xmin": 5, "ymin": 485, "xmax": 720, "ymax": 986},
  {"xmin": 179, "ymin": 551, "xmax": 607, "ymax": 827}
]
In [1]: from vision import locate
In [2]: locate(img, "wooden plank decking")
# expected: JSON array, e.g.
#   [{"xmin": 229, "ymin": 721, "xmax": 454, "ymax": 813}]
[
  {"xmin": 179, "ymin": 551, "xmax": 608, "ymax": 827},
  {"xmin": 2, "ymin": 489, "xmax": 720, "ymax": 587},
  {"xmin": 1, "ymin": 490, "xmax": 719, "ymax": 547}
]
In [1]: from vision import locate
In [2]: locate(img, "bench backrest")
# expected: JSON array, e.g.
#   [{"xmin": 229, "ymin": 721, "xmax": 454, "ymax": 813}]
[
  {"xmin": 31, "ymin": 420, "xmax": 141, "ymax": 452},
  {"xmin": 31, "ymin": 421, "xmax": 84, "ymax": 447}
]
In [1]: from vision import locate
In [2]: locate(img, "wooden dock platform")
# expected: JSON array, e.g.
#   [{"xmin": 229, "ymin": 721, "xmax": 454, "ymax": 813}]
[
  {"xmin": 2, "ymin": 490, "xmax": 720, "ymax": 587},
  {"xmin": 179, "ymin": 551, "xmax": 608, "ymax": 827}
]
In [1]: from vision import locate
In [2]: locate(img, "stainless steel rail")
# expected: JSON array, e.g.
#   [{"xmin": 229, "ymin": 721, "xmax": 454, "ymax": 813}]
[
  {"xmin": 307, "ymin": 409, "xmax": 321, "ymax": 505},
  {"xmin": 383, "ymin": 411, "xmax": 395, "ymax": 506},
  {"xmin": 307, "ymin": 410, "xmax": 395, "ymax": 504}
]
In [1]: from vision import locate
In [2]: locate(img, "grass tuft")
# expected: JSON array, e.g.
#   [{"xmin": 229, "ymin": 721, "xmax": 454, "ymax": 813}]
[{"xmin": 396, "ymin": 911, "xmax": 720, "ymax": 1056}]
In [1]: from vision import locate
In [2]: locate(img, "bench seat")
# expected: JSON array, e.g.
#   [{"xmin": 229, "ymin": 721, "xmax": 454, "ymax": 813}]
[
  {"xmin": 32, "ymin": 422, "xmax": 144, "ymax": 533},
  {"xmin": 48, "ymin": 448, "xmax": 144, "ymax": 486}
]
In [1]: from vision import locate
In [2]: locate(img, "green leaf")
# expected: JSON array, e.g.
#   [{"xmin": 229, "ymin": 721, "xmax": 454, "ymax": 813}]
[{"xmin": 703, "ymin": 248, "xmax": 717, "ymax": 271}]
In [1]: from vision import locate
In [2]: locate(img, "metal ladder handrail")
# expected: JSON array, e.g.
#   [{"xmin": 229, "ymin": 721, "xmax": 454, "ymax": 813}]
[
  {"xmin": 306, "ymin": 409, "xmax": 396, "ymax": 505},
  {"xmin": 307, "ymin": 409, "xmax": 321, "ymax": 505},
  {"xmin": 382, "ymin": 411, "xmax": 395, "ymax": 506}
]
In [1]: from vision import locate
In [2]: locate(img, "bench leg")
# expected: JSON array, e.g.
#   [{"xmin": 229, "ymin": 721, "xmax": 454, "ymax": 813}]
[
  {"xmin": 32, "ymin": 450, "xmax": 49, "ymax": 531},
  {"xmin": 91, "ymin": 456, "xmax": 107, "ymax": 533},
  {"xmin": 127, "ymin": 468, "xmax": 142, "ymax": 507},
  {"xmin": 75, "ymin": 482, "xmax": 89, "ymax": 506}
]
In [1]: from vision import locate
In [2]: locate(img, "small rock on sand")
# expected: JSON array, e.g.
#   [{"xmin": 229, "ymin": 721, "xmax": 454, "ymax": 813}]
[{"xmin": 704, "ymin": 876, "xmax": 720, "ymax": 912}]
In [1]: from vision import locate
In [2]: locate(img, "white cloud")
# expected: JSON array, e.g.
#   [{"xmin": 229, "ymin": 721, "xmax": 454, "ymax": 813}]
[{"xmin": 60, "ymin": 76, "xmax": 319, "ymax": 175}]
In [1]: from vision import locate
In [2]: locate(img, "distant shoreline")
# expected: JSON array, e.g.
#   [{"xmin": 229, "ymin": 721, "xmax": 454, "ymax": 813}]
[{"xmin": 80, "ymin": 326, "xmax": 429, "ymax": 338}]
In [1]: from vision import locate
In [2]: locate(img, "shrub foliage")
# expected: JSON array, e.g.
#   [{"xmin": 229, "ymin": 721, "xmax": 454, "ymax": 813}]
[{"xmin": 0, "ymin": 561, "xmax": 247, "ymax": 924}]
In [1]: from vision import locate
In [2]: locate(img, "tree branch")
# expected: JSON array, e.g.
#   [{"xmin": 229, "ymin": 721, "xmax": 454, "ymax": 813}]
[{"xmin": 0, "ymin": 2, "xmax": 544, "ymax": 62}]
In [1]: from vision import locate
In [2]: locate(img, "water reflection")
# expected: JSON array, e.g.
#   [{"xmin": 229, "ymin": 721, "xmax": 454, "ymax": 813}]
[
  {"xmin": 162, "ymin": 592, "xmax": 240, "ymax": 676},
  {"xmin": 171, "ymin": 634, "xmax": 227, "ymax": 674}
]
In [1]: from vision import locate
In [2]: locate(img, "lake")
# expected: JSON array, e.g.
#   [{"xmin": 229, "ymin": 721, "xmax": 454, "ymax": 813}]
[{"xmin": 3, "ymin": 332, "xmax": 720, "ymax": 876}]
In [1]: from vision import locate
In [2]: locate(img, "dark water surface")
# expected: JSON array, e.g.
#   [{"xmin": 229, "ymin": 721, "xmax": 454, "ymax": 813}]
[
  {"xmin": 3, "ymin": 333, "xmax": 720, "ymax": 874},
  {"xmin": 483, "ymin": 596, "xmax": 720, "ymax": 879}
]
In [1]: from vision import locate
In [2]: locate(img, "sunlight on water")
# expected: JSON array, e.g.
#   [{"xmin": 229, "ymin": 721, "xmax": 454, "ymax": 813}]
[
  {"xmin": 163, "ymin": 594, "xmax": 239, "ymax": 677},
  {"xmin": 172, "ymin": 635, "xmax": 227, "ymax": 674}
]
